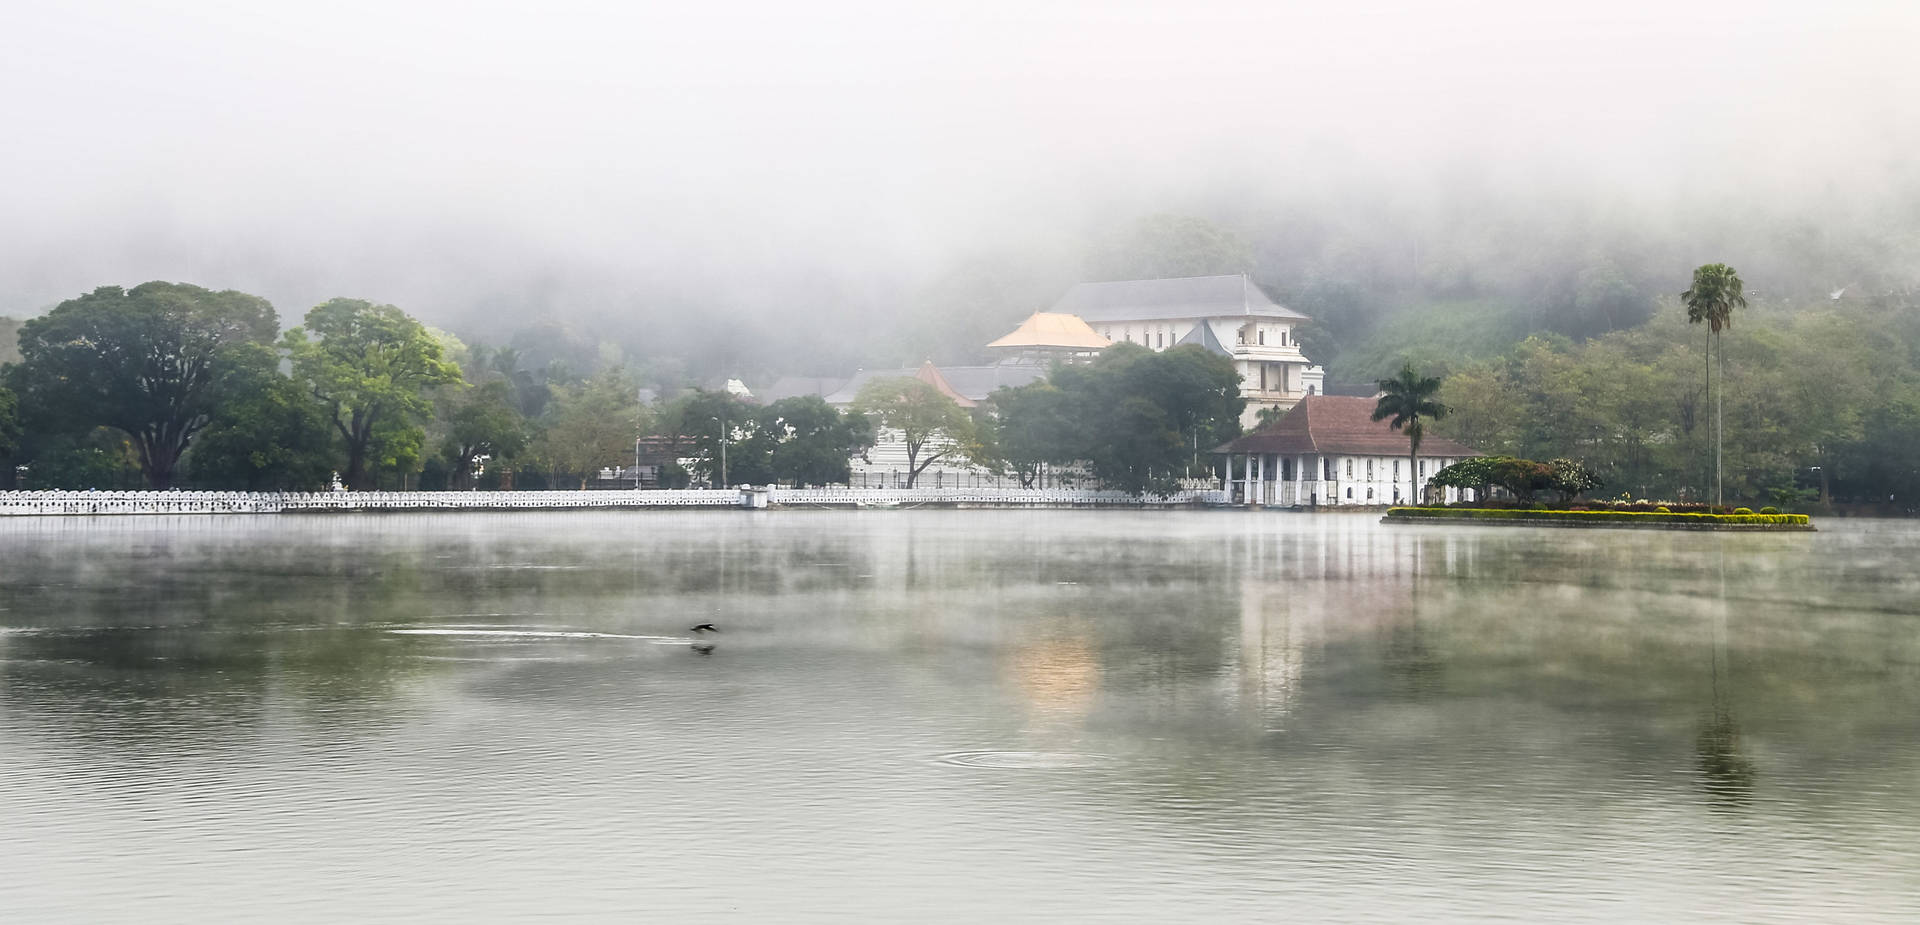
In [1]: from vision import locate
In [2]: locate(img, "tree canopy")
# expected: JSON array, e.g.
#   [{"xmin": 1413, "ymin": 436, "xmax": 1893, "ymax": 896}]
[
  {"xmin": 854, "ymin": 377, "xmax": 977, "ymax": 488},
  {"xmin": 283, "ymin": 298, "xmax": 463, "ymax": 490},
  {"xmin": 11, "ymin": 282, "xmax": 278, "ymax": 488}
]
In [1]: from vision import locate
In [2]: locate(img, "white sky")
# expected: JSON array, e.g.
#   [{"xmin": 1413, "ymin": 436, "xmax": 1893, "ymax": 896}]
[{"xmin": 2, "ymin": 0, "xmax": 1916, "ymax": 326}]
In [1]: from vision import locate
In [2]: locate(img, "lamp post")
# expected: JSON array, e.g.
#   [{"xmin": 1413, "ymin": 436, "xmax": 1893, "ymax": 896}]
[{"xmin": 714, "ymin": 410, "xmax": 729, "ymax": 489}]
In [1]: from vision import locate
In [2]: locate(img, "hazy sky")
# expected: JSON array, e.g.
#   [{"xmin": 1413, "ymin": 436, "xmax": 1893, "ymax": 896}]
[{"xmin": 4, "ymin": 1, "xmax": 1916, "ymax": 332}]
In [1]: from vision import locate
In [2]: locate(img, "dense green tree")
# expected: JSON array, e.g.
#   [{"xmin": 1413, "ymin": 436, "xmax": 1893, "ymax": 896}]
[
  {"xmin": 530, "ymin": 368, "xmax": 645, "ymax": 489},
  {"xmin": 1044, "ymin": 343, "xmax": 1243, "ymax": 494},
  {"xmin": 1682, "ymin": 263, "xmax": 1746, "ymax": 506},
  {"xmin": 283, "ymin": 299, "xmax": 463, "ymax": 490},
  {"xmin": 762, "ymin": 396, "xmax": 874, "ymax": 487},
  {"xmin": 985, "ymin": 382, "xmax": 1081, "ymax": 488},
  {"xmin": 1372, "ymin": 361, "xmax": 1451, "ymax": 503},
  {"xmin": 854, "ymin": 377, "xmax": 978, "ymax": 488},
  {"xmin": 185, "ymin": 344, "xmax": 337, "ymax": 490},
  {"xmin": 439, "ymin": 381, "xmax": 528, "ymax": 490},
  {"xmin": 654, "ymin": 389, "xmax": 763, "ymax": 487},
  {"xmin": 0, "ymin": 383, "xmax": 20, "ymax": 484},
  {"xmin": 11, "ymin": 283, "xmax": 277, "ymax": 488}
]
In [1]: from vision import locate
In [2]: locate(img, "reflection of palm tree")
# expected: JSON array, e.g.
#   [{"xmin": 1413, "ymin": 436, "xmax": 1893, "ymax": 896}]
[
  {"xmin": 1696, "ymin": 544, "xmax": 1753, "ymax": 807},
  {"xmin": 1695, "ymin": 711, "xmax": 1754, "ymax": 807}
]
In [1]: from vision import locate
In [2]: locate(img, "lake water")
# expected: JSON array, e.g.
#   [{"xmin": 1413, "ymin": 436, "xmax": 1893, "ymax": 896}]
[{"xmin": 1, "ymin": 511, "xmax": 1916, "ymax": 922}]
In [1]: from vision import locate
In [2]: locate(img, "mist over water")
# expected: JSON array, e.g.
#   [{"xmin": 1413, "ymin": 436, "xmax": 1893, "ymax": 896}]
[
  {"xmin": 1, "ymin": 511, "xmax": 1916, "ymax": 922},
  {"xmin": 5, "ymin": 2, "xmax": 1917, "ymax": 375}
]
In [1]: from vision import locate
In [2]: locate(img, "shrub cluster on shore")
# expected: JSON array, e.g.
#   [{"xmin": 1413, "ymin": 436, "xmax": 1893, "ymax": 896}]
[{"xmin": 1386, "ymin": 506, "xmax": 1811, "ymax": 526}]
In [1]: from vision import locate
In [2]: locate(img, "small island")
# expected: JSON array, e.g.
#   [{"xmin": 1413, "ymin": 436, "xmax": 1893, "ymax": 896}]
[{"xmin": 1384, "ymin": 505, "xmax": 1813, "ymax": 531}]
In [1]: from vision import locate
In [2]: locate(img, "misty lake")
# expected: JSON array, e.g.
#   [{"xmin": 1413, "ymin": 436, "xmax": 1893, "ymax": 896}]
[{"xmin": 2, "ymin": 511, "xmax": 1916, "ymax": 922}]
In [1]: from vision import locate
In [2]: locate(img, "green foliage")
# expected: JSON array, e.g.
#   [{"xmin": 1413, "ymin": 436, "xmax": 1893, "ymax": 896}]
[
  {"xmin": 1085, "ymin": 214, "xmax": 1254, "ymax": 282},
  {"xmin": 854, "ymin": 377, "xmax": 978, "ymax": 488},
  {"xmin": 984, "ymin": 381, "xmax": 1080, "ymax": 488},
  {"xmin": 1385, "ymin": 507, "xmax": 1811, "ymax": 527},
  {"xmin": 15, "ymin": 428, "xmax": 144, "ymax": 490},
  {"xmin": 762, "ymin": 395, "xmax": 875, "ymax": 487},
  {"xmin": 11, "ymin": 282, "xmax": 278, "ymax": 488},
  {"xmin": 439, "ymin": 381, "xmax": 528, "ymax": 490},
  {"xmin": 1758, "ymin": 506, "xmax": 1780, "ymax": 515},
  {"xmin": 186, "ymin": 343, "xmax": 337, "ymax": 490},
  {"xmin": 1336, "ymin": 300, "xmax": 1531, "ymax": 380},
  {"xmin": 529, "ymin": 367, "xmax": 645, "ymax": 489},
  {"xmin": 283, "ymin": 298, "xmax": 463, "ymax": 490},
  {"xmin": 0, "ymin": 383, "xmax": 20, "ymax": 472},
  {"xmin": 1546, "ymin": 457, "xmax": 1604, "ymax": 501},
  {"xmin": 1683, "ymin": 264, "xmax": 1747, "ymax": 336},
  {"xmin": 1733, "ymin": 507, "xmax": 1753, "ymax": 514},
  {"xmin": 658, "ymin": 389, "xmax": 764, "ymax": 487},
  {"xmin": 1010, "ymin": 343, "xmax": 1244, "ymax": 494}
]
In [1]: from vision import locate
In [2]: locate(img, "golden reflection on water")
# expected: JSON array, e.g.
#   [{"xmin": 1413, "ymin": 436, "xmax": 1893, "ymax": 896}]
[{"xmin": 1006, "ymin": 619, "xmax": 1099, "ymax": 723}]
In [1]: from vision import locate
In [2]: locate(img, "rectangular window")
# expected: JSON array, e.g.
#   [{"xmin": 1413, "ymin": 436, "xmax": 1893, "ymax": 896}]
[
  {"xmin": 1258, "ymin": 329, "xmax": 1266, "ymax": 345},
  {"xmin": 1345, "ymin": 459, "xmax": 1353, "ymax": 479},
  {"xmin": 1366, "ymin": 459, "xmax": 1374, "ymax": 479},
  {"xmin": 1156, "ymin": 331, "xmax": 1164, "ymax": 348},
  {"xmin": 1393, "ymin": 460, "xmax": 1400, "ymax": 480}
]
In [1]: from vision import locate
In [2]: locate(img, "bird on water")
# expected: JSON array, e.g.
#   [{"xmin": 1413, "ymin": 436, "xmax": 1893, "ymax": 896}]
[{"xmin": 690, "ymin": 623, "xmax": 719, "ymax": 634}]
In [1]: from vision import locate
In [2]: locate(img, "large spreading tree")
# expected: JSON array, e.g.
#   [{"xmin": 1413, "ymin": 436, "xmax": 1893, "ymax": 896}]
[
  {"xmin": 854, "ymin": 377, "xmax": 978, "ymax": 488},
  {"xmin": 283, "ymin": 298, "xmax": 463, "ymax": 490},
  {"xmin": 11, "ymin": 282, "xmax": 278, "ymax": 488}
]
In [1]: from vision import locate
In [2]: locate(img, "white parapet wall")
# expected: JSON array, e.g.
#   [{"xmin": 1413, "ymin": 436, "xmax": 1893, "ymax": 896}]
[{"xmin": 0, "ymin": 488, "xmax": 1230, "ymax": 515}]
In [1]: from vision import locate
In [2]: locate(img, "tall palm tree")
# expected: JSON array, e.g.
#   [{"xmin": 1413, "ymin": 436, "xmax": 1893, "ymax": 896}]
[
  {"xmin": 1682, "ymin": 263, "xmax": 1746, "ymax": 507},
  {"xmin": 1372, "ymin": 362, "xmax": 1451, "ymax": 505}
]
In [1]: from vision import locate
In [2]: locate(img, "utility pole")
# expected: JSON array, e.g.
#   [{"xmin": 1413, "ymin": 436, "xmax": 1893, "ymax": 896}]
[{"xmin": 718, "ymin": 407, "xmax": 728, "ymax": 489}]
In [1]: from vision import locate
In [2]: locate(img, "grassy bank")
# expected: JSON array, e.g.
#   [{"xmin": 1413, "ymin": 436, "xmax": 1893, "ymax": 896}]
[{"xmin": 1384, "ymin": 506, "xmax": 1814, "ymax": 530}]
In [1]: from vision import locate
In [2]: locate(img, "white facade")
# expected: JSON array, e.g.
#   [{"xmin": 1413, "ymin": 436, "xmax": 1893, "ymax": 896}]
[
  {"xmin": 1090, "ymin": 317, "xmax": 1325, "ymax": 428},
  {"xmin": 1222, "ymin": 452, "xmax": 1472, "ymax": 507}
]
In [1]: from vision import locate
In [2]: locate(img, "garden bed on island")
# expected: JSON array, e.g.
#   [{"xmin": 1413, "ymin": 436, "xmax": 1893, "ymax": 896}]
[{"xmin": 1383, "ymin": 506, "xmax": 1814, "ymax": 531}]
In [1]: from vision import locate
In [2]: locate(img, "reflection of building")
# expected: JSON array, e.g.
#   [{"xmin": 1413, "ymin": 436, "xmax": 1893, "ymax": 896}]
[
  {"xmin": 1214, "ymin": 395, "xmax": 1480, "ymax": 506},
  {"xmin": 1046, "ymin": 275, "xmax": 1326, "ymax": 428}
]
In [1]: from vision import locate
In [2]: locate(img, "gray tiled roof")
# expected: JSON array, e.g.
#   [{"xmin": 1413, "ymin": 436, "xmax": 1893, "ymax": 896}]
[
  {"xmin": 760, "ymin": 376, "xmax": 848, "ymax": 403},
  {"xmin": 1173, "ymin": 319, "xmax": 1231, "ymax": 356},
  {"xmin": 1049, "ymin": 275, "xmax": 1309, "ymax": 323},
  {"xmin": 821, "ymin": 365, "xmax": 1048, "ymax": 405}
]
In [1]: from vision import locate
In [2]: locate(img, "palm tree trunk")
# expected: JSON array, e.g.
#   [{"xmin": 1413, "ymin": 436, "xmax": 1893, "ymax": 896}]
[{"xmin": 1715, "ymin": 331, "xmax": 1724, "ymax": 508}]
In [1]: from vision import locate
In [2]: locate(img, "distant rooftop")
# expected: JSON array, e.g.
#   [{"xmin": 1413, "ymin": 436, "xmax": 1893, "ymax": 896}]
[
  {"xmin": 1048, "ymin": 275, "xmax": 1309, "ymax": 324},
  {"xmin": 986, "ymin": 312, "xmax": 1112, "ymax": 351},
  {"xmin": 820, "ymin": 363, "xmax": 1048, "ymax": 406}
]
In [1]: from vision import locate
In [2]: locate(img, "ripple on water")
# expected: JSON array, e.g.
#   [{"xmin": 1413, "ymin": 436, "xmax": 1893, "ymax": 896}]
[{"xmin": 933, "ymin": 750, "xmax": 1120, "ymax": 770}]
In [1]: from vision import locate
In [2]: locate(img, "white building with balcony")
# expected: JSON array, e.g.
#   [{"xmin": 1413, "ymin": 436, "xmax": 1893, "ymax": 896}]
[
  {"xmin": 1214, "ymin": 395, "xmax": 1481, "ymax": 506},
  {"xmin": 1048, "ymin": 275, "xmax": 1327, "ymax": 429}
]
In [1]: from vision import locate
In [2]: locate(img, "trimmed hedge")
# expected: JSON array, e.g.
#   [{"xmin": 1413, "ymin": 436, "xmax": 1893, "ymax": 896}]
[{"xmin": 1385, "ymin": 506, "xmax": 1812, "ymax": 527}]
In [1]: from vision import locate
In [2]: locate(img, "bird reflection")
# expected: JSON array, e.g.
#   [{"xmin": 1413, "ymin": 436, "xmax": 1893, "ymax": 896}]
[{"xmin": 690, "ymin": 643, "xmax": 716, "ymax": 656}]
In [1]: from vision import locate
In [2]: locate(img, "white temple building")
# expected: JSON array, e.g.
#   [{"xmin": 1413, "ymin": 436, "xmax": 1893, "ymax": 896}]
[
  {"xmin": 1046, "ymin": 275, "xmax": 1326, "ymax": 429},
  {"xmin": 1215, "ymin": 395, "xmax": 1481, "ymax": 506}
]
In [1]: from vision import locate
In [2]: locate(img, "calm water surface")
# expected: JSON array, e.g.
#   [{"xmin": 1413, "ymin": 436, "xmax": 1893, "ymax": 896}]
[{"xmin": 1, "ymin": 511, "xmax": 1916, "ymax": 922}]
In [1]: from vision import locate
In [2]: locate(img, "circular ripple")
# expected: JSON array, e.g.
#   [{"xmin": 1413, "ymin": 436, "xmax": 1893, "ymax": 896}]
[{"xmin": 933, "ymin": 750, "xmax": 1119, "ymax": 770}]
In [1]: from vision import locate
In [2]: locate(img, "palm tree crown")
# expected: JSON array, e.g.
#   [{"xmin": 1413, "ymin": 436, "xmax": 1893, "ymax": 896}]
[
  {"xmin": 1683, "ymin": 264, "xmax": 1747, "ymax": 333},
  {"xmin": 1372, "ymin": 361, "xmax": 1450, "ymax": 504}
]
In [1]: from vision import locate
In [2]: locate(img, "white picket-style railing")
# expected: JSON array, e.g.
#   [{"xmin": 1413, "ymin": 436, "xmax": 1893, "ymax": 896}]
[{"xmin": 0, "ymin": 487, "xmax": 1230, "ymax": 516}]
